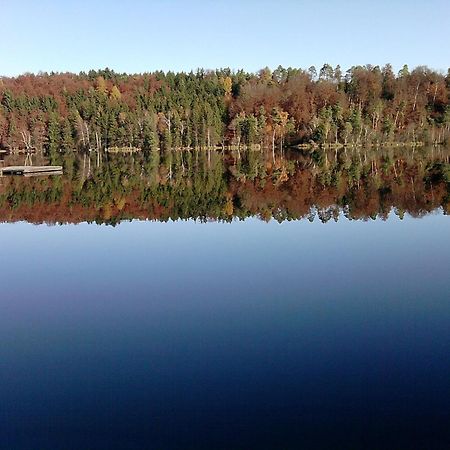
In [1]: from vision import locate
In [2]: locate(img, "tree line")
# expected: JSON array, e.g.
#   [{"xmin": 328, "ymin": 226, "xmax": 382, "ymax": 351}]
[{"xmin": 1, "ymin": 64, "xmax": 450, "ymax": 153}]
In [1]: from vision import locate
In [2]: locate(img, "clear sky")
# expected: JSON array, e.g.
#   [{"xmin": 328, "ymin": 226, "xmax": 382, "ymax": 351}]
[{"xmin": 1, "ymin": 0, "xmax": 449, "ymax": 76}]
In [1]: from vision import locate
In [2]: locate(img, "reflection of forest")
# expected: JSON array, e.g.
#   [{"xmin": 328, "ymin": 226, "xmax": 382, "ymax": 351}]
[{"xmin": 0, "ymin": 146, "xmax": 448, "ymax": 225}]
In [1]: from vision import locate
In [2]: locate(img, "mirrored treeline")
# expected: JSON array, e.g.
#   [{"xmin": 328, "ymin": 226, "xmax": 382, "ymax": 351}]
[{"xmin": 0, "ymin": 146, "xmax": 449, "ymax": 225}]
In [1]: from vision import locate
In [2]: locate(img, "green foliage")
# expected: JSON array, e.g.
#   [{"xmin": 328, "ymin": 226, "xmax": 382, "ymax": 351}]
[
  {"xmin": 0, "ymin": 147, "xmax": 447, "ymax": 224},
  {"xmin": 0, "ymin": 64, "xmax": 449, "ymax": 153}
]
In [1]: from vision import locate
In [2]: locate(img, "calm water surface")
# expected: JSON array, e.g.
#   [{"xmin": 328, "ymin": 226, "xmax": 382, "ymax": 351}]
[
  {"xmin": 0, "ymin": 147, "xmax": 449, "ymax": 449},
  {"xmin": 0, "ymin": 213, "xmax": 449, "ymax": 449}
]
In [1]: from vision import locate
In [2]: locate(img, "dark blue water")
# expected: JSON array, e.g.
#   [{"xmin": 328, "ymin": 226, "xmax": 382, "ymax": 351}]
[{"xmin": 1, "ymin": 214, "xmax": 449, "ymax": 449}]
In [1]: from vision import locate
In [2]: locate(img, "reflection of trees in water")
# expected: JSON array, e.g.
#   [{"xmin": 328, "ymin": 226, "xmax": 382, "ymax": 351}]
[{"xmin": 0, "ymin": 146, "xmax": 448, "ymax": 225}]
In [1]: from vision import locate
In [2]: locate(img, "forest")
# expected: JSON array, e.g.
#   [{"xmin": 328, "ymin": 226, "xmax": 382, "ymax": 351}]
[{"xmin": 1, "ymin": 64, "xmax": 450, "ymax": 153}]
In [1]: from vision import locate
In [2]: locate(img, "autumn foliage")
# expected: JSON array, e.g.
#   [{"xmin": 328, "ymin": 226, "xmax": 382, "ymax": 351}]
[
  {"xmin": 1, "ymin": 65, "xmax": 450, "ymax": 153},
  {"xmin": 0, "ymin": 146, "xmax": 448, "ymax": 225}
]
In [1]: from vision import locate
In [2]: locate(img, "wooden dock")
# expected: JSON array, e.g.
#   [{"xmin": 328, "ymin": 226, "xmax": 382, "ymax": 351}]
[{"xmin": 0, "ymin": 165, "xmax": 63, "ymax": 175}]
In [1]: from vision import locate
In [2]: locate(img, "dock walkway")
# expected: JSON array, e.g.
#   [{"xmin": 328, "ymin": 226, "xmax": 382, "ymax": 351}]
[{"xmin": 0, "ymin": 166, "xmax": 63, "ymax": 175}]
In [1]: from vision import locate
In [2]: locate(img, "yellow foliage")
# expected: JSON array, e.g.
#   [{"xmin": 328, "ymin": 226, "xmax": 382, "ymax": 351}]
[
  {"xmin": 96, "ymin": 76, "xmax": 107, "ymax": 95},
  {"xmin": 115, "ymin": 197, "xmax": 126, "ymax": 211},
  {"xmin": 102, "ymin": 203, "xmax": 112, "ymax": 220},
  {"xmin": 224, "ymin": 194, "xmax": 234, "ymax": 216},
  {"xmin": 118, "ymin": 112, "xmax": 127, "ymax": 124},
  {"xmin": 111, "ymin": 85, "xmax": 122, "ymax": 101},
  {"xmin": 223, "ymin": 76, "xmax": 232, "ymax": 97},
  {"xmin": 278, "ymin": 167, "xmax": 289, "ymax": 183}
]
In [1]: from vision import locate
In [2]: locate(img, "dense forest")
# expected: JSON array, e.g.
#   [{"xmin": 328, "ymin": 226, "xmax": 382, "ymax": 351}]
[
  {"xmin": 1, "ymin": 64, "xmax": 450, "ymax": 152},
  {"xmin": 1, "ymin": 146, "xmax": 448, "ymax": 225}
]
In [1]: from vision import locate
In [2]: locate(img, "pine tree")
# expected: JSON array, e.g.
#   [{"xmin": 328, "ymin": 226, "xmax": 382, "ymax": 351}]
[
  {"xmin": 47, "ymin": 113, "xmax": 61, "ymax": 152},
  {"xmin": 61, "ymin": 118, "xmax": 75, "ymax": 151}
]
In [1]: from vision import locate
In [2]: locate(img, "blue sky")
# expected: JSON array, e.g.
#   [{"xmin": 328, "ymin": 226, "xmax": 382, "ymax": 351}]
[{"xmin": 1, "ymin": 0, "xmax": 449, "ymax": 76}]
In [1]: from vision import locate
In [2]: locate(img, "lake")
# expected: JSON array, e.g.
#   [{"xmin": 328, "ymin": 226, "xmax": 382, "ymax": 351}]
[{"xmin": 0, "ymin": 147, "xmax": 449, "ymax": 449}]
